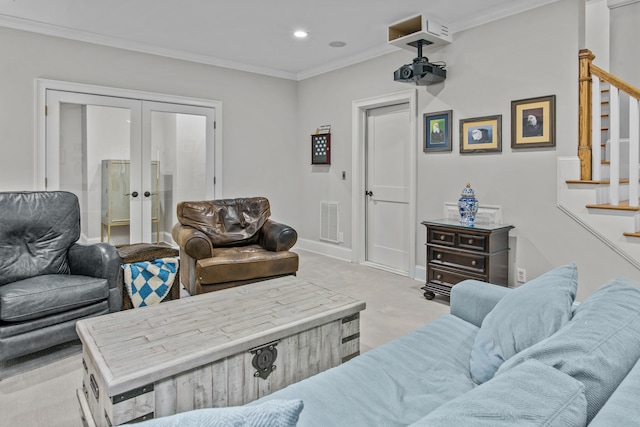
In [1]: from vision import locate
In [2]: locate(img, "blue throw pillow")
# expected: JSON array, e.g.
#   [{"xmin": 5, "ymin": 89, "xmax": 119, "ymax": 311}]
[
  {"xmin": 409, "ymin": 359, "xmax": 587, "ymax": 427},
  {"xmin": 135, "ymin": 399, "xmax": 303, "ymax": 427},
  {"xmin": 496, "ymin": 277, "xmax": 640, "ymax": 423},
  {"xmin": 469, "ymin": 263, "xmax": 578, "ymax": 384}
]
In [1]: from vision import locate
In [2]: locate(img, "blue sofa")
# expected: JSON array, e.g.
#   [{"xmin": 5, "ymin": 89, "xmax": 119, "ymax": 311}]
[{"xmin": 139, "ymin": 264, "xmax": 640, "ymax": 426}]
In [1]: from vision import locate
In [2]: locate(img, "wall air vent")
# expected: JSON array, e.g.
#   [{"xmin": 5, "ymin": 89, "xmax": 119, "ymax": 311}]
[{"xmin": 320, "ymin": 201, "xmax": 339, "ymax": 243}]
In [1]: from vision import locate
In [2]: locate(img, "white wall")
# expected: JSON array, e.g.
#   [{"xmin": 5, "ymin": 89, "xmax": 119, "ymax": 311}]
[
  {"xmin": 296, "ymin": 0, "xmax": 640, "ymax": 300},
  {"xmin": 609, "ymin": 0, "xmax": 640, "ymax": 87},
  {"xmin": 0, "ymin": 26, "xmax": 300, "ymax": 229},
  {"xmin": 586, "ymin": 0, "xmax": 610, "ymax": 69}
]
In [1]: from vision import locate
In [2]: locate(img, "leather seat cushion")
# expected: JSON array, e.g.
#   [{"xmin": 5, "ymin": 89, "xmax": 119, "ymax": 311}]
[
  {"xmin": 0, "ymin": 274, "xmax": 109, "ymax": 322},
  {"xmin": 197, "ymin": 245, "xmax": 299, "ymax": 284}
]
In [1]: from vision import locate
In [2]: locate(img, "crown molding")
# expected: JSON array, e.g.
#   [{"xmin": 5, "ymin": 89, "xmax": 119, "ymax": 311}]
[
  {"xmin": 0, "ymin": 14, "xmax": 298, "ymax": 80},
  {"xmin": 296, "ymin": 44, "xmax": 397, "ymax": 81},
  {"xmin": 449, "ymin": 0, "xmax": 561, "ymax": 33},
  {"xmin": 608, "ymin": 0, "xmax": 640, "ymax": 8},
  {"xmin": 1, "ymin": 12, "xmax": 403, "ymax": 82},
  {"xmin": 0, "ymin": 0, "xmax": 568, "ymax": 82}
]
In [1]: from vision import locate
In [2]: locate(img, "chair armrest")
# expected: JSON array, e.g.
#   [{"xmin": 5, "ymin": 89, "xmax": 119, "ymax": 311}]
[
  {"xmin": 68, "ymin": 243, "xmax": 121, "ymax": 288},
  {"xmin": 450, "ymin": 280, "xmax": 511, "ymax": 328},
  {"xmin": 68, "ymin": 243, "xmax": 122, "ymax": 311},
  {"xmin": 172, "ymin": 223, "xmax": 213, "ymax": 260},
  {"xmin": 259, "ymin": 219, "xmax": 297, "ymax": 251}
]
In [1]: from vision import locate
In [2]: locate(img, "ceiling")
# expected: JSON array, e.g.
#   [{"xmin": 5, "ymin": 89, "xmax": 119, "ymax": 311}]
[{"xmin": 0, "ymin": 0, "xmax": 560, "ymax": 80}]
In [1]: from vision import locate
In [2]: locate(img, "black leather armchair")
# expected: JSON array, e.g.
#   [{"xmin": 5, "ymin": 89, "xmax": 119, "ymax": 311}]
[{"xmin": 0, "ymin": 191, "xmax": 122, "ymax": 361}]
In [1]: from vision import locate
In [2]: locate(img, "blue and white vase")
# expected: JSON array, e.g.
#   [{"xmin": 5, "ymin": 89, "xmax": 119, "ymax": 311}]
[{"xmin": 458, "ymin": 183, "xmax": 479, "ymax": 225}]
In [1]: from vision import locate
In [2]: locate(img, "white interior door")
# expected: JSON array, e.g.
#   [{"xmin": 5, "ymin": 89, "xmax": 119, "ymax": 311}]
[
  {"xmin": 365, "ymin": 103, "xmax": 411, "ymax": 274},
  {"xmin": 45, "ymin": 90, "xmax": 215, "ymax": 245}
]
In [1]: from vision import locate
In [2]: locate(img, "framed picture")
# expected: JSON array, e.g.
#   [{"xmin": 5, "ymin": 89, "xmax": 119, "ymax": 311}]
[
  {"xmin": 511, "ymin": 95, "xmax": 556, "ymax": 148},
  {"xmin": 424, "ymin": 110, "xmax": 452, "ymax": 152},
  {"xmin": 311, "ymin": 133, "xmax": 331, "ymax": 165},
  {"xmin": 460, "ymin": 115, "xmax": 502, "ymax": 153}
]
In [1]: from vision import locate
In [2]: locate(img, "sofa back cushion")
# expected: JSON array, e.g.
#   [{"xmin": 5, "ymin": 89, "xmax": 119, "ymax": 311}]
[
  {"xmin": 469, "ymin": 263, "xmax": 578, "ymax": 384},
  {"xmin": 0, "ymin": 191, "xmax": 80, "ymax": 285},
  {"xmin": 496, "ymin": 277, "xmax": 640, "ymax": 423},
  {"xmin": 177, "ymin": 197, "xmax": 270, "ymax": 246}
]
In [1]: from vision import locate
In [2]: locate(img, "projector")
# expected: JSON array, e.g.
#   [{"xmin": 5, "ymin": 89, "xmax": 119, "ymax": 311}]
[{"xmin": 394, "ymin": 57, "xmax": 446, "ymax": 85}]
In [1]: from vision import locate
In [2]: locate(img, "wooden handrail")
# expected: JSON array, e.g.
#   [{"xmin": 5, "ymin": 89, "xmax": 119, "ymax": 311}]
[
  {"xmin": 591, "ymin": 64, "xmax": 640, "ymax": 101},
  {"xmin": 577, "ymin": 49, "xmax": 640, "ymax": 181}
]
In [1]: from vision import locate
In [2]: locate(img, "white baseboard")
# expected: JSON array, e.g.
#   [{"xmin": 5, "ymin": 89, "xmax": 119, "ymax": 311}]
[
  {"xmin": 295, "ymin": 238, "xmax": 352, "ymax": 262},
  {"xmin": 297, "ymin": 238, "xmax": 428, "ymax": 283}
]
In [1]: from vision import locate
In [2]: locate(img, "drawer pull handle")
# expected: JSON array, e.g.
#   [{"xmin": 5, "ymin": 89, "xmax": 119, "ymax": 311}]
[
  {"xmin": 90, "ymin": 374, "xmax": 99, "ymax": 400},
  {"xmin": 439, "ymin": 235, "xmax": 446, "ymax": 240},
  {"xmin": 471, "ymin": 260, "xmax": 477, "ymax": 266},
  {"xmin": 468, "ymin": 238, "xmax": 474, "ymax": 244},
  {"xmin": 436, "ymin": 274, "xmax": 442, "ymax": 280},
  {"xmin": 436, "ymin": 254, "xmax": 442, "ymax": 260}
]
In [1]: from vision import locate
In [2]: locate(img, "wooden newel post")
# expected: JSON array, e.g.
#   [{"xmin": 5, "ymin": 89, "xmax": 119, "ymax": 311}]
[{"xmin": 578, "ymin": 49, "xmax": 595, "ymax": 180}]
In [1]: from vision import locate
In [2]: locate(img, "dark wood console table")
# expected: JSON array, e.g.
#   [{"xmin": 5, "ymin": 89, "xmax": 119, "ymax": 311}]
[{"xmin": 421, "ymin": 219, "xmax": 514, "ymax": 300}]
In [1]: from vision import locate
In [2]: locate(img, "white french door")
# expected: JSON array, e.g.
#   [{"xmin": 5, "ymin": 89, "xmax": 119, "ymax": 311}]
[
  {"xmin": 143, "ymin": 101, "xmax": 215, "ymax": 242},
  {"xmin": 44, "ymin": 87, "xmax": 217, "ymax": 245}
]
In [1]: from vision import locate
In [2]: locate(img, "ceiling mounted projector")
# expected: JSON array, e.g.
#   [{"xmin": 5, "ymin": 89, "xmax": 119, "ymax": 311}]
[{"xmin": 388, "ymin": 14, "xmax": 450, "ymax": 86}]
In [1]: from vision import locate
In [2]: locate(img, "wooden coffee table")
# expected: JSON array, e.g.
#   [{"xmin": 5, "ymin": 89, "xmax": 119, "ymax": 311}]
[{"xmin": 76, "ymin": 276, "xmax": 365, "ymax": 426}]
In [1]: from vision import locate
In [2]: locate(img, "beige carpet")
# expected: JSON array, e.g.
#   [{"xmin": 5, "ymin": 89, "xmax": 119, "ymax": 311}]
[{"xmin": 0, "ymin": 249, "xmax": 450, "ymax": 427}]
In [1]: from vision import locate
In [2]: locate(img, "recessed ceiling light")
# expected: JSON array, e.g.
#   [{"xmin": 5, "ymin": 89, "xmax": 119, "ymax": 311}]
[
  {"xmin": 294, "ymin": 30, "xmax": 308, "ymax": 38},
  {"xmin": 329, "ymin": 41, "xmax": 346, "ymax": 48}
]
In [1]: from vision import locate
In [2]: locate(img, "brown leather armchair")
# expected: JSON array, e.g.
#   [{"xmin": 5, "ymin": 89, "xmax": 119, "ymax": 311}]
[{"xmin": 171, "ymin": 197, "xmax": 298, "ymax": 295}]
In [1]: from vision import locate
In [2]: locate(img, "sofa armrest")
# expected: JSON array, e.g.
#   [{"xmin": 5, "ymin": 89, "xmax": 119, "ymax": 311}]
[
  {"xmin": 588, "ymin": 358, "xmax": 640, "ymax": 426},
  {"xmin": 259, "ymin": 219, "xmax": 297, "ymax": 251},
  {"xmin": 68, "ymin": 242, "xmax": 122, "ymax": 311},
  {"xmin": 172, "ymin": 223, "xmax": 213, "ymax": 260},
  {"xmin": 450, "ymin": 280, "xmax": 511, "ymax": 328}
]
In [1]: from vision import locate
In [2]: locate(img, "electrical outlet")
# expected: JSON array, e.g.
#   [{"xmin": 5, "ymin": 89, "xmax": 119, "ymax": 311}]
[
  {"xmin": 516, "ymin": 268, "xmax": 527, "ymax": 283},
  {"xmin": 338, "ymin": 232, "xmax": 344, "ymax": 243}
]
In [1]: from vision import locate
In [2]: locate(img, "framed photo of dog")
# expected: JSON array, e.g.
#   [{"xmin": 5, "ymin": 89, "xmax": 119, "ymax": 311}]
[
  {"xmin": 511, "ymin": 95, "xmax": 556, "ymax": 149},
  {"xmin": 460, "ymin": 115, "xmax": 502, "ymax": 154},
  {"xmin": 424, "ymin": 110, "xmax": 452, "ymax": 152}
]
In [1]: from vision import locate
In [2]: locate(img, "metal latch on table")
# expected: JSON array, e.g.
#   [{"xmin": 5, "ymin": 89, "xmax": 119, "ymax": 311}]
[{"xmin": 250, "ymin": 340, "xmax": 279, "ymax": 380}]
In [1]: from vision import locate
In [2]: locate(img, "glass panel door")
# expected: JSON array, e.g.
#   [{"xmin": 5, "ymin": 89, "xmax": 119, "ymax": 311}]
[
  {"xmin": 46, "ymin": 90, "xmax": 216, "ymax": 246},
  {"xmin": 47, "ymin": 90, "xmax": 142, "ymax": 245},
  {"xmin": 143, "ymin": 101, "xmax": 215, "ymax": 244}
]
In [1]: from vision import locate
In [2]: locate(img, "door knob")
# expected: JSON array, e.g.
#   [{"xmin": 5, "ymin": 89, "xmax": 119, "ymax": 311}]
[
  {"xmin": 144, "ymin": 191, "xmax": 151, "ymax": 197},
  {"xmin": 365, "ymin": 191, "xmax": 373, "ymax": 197},
  {"xmin": 131, "ymin": 191, "xmax": 138, "ymax": 198}
]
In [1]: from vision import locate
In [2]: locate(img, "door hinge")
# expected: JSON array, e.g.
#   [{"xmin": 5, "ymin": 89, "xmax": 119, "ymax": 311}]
[
  {"xmin": 213, "ymin": 121, "xmax": 217, "ymax": 130},
  {"xmin": 213, "ymin": 176, "xmax": 216, "ymax": 185},
  {"xmin": 45, "ymin": 177, "xmax": 48, "ymax": 189},
  {"xmin": 45, "ymin": 105, "xmax": 48, "ymax": 116}
]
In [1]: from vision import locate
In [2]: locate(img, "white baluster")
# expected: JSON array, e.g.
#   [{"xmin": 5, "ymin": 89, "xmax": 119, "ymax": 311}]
[
  {"xmin": 610, "ymin": 87, "xmax": 620, "ymax": 206},
  {"xmin": 592, "ymin": 76, "xmax": 602, "ymax": 181},
  {"xmin": 629, "ymin": 98, "xmax": 639, "ymax": 207}
]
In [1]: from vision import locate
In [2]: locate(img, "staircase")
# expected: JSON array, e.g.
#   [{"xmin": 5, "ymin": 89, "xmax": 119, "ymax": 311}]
[{"xmin": 557, "ymin": 49, "xmax": 640, "ymax": 268}]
